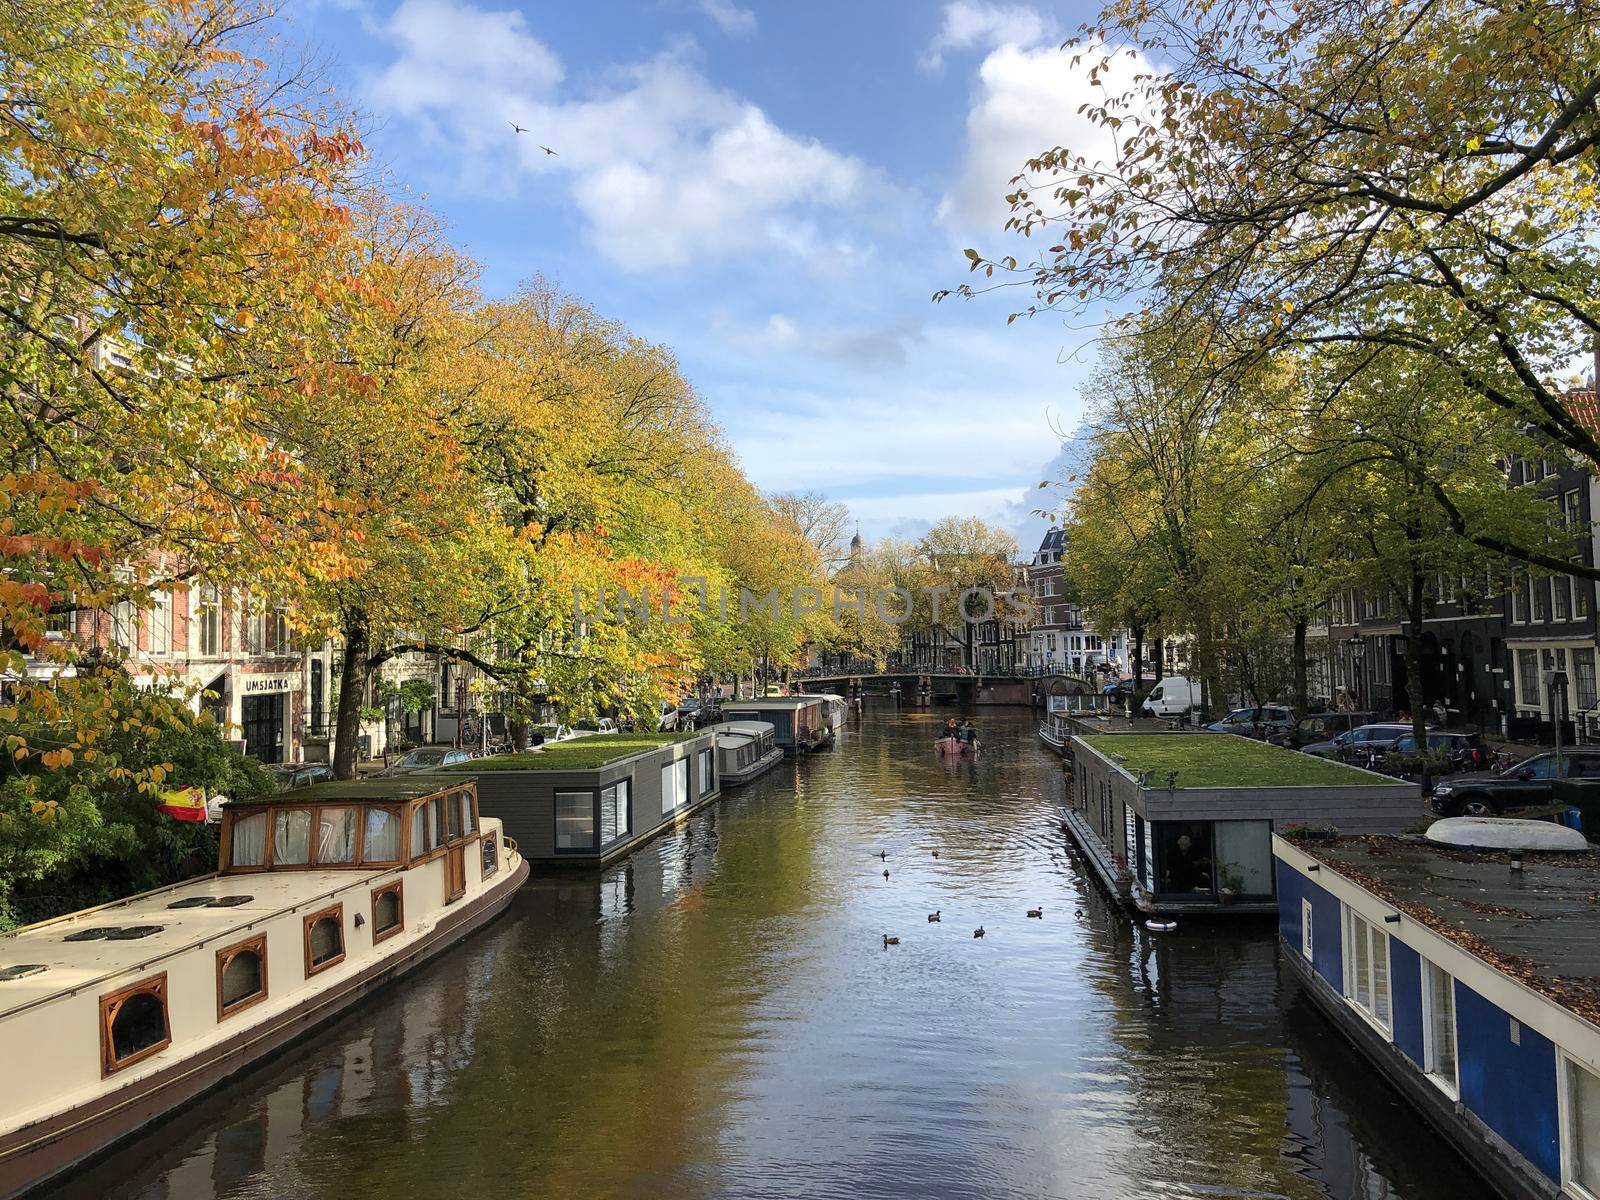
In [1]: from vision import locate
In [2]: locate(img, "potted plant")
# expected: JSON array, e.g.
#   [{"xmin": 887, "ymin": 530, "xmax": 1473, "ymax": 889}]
[{"xmin": 1217, "ymin": 864, "xmax": 1245, "ymax": 906}]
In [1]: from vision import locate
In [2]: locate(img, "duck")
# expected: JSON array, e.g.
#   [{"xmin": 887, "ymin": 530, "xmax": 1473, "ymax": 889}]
[
  {"xmin": 928, "ymin": 910, "xmax": 941, "ymax": 922},
  {"xmin": 883, "ymin": 869, "xmax": 890, "ymax": 879},
  {"xmin": 883, "ymin": 934, "xmax": 900, "ymax": 947},
  {"xmin": 879, "ymin": 850, "xmax": 887, "ymax": 860},
  {"xmin": 931, "ymin": 849, "xmax": 940, "ymax": 858},
  {"xmin": 1027, "ymin": 907, "xmax": 1043, "ymax": 919},
  {"xmin": 973, "ymin": 926, "xmax": 985, "ymax": 938}
]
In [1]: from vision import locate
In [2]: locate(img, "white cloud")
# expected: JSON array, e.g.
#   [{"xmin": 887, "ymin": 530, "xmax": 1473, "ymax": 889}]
[
  {"xmin": 922, "ymin": 1, "xmax": 1048, "ymax": 70},
  {"xmin": 697, "ymin": 0, "xmax": 755, "ymax": 35},
  {"xmin": 369, "ymin": 0, "xmax": 865, "ymax": 270},
  {"xmin": 717, "ymin": 312, "xmax": 925, "ymax": 370},
  {"xmin": 938, "ymin": 38, "xmax": 1150, "ymax": 236}
]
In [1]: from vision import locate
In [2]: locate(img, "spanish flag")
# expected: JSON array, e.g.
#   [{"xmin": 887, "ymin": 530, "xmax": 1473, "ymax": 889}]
[{"xmin": 157, "ymin": 787, "xmax": 207, "ymax": 822}]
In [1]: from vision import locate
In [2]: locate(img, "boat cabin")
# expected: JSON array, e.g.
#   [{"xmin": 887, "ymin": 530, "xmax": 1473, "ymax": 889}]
[
  {"xmin": 1066, "ymin": 732, "xmax": 1415, "ymax": 915},
  {"xmin": 0, "ymin": 779, "xmax": 525, "ymax": 1198},
  {"xmin": 721, "ymin": 697, "xmax": 830, "ymax": 753},
  {"xmin": 460, "ymin": 730, "xmax": 720, "ymax": 864},
  {"xmin": 712, "ymin": 720, "xmax": 784, "ymax": 785}
]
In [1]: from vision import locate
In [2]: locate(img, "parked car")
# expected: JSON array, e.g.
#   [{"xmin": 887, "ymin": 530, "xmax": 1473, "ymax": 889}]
[
  {"xmin": 268, "ymin": 763, "xmax": 335, "ymax": 791},
  {"xmin": 677, "ymin": 697, "xmax": 704, "ymax": 728},
  {"xmin": 1140, "ymin": 676, "xmax": 1203, "ymax": 718},
  {"xmin": 1103, "ymin": 677, "xmax": 1158, "ymax": 699},
  {"xmin": 372, "ymin": 747, "xmax": 474, "ymax": 776},
  {"xmin": 1301, "ymin": 722, "xmax": 1413, "ymax": 760},
  {"xmin": 657, "ymin": 701, "xmax": 680, "ymax": 732},
  {"xmin": 1429, "ymin": 748, "xmax": 1600, "ymax": 816},
  {"xmin": 1275, "ymin": 711, "xmax": 1377, "ymax": 750},
  {"xmin": 1379, "ymin": 730, "xmax": 1490, "ymax": 774},
  {"xmin": 1205, "ymin": 705, "xmax": 1296, "ymax": 738}
]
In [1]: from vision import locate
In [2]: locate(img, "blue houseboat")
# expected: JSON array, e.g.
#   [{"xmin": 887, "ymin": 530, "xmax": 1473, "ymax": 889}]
[{"xmin": 1274, "ymin": 830, "xmax": 1600, "ymax": 1200}]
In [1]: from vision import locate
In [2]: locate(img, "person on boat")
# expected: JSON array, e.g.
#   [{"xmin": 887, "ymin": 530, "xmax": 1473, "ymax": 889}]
[
  {"xmin": 958, "ymin": 718, "xmax": 976, "ymax": 745},
  {"xmin": 944, "ymin": 717, "xmax": 959, "ymax": 740}
]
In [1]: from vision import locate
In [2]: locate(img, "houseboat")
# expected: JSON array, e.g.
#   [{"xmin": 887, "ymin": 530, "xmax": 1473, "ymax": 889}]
[
  {"xmin": 461, "ymin": 730, "xmax": 720, "ymax": 865},
  {"xmin": 1274, "ymin": 829, "xmax": 1600, "ymax": 1200},
  {"xmin": 0, "ymin": 778, "xmax": 526, "ymax": 1200},
  {"xmin": 711, "ymin": 720, "xmax": 784, "ymax": 786},
  {"xmin": 1038, "ymin": 712, "xmax": 1072, "ymax": 756},
  {"xmin": 721, "ymin": 696, "xmax": 831, "ymax": 753},
  {"xmin": 1066, "ymin": 731, "xmax": 1415, "ymax": 915},
  {"xmin": 811, "ymin": 693, "xmax": 850, "ymax": 736}
]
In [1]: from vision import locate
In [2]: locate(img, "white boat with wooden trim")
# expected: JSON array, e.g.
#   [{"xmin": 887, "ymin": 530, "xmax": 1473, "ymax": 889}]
[
  {"xmin": 0, "ymin": 777, "xmax": 526, "ymax": 1200},
  {"xmin": 712, "ymin": 720, "xmax": 785, "ymax": 785},
  {"xmin": 812, "ymin": 692, "xmax": 850, "ymax": 736}
]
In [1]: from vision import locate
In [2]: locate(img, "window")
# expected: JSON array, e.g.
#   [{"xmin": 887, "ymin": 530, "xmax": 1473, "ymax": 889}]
[
  {"xmin": 111, "ymin": 599, "xmax": 138, "ymax": 655},
  {"xmin": 197, "ymin": 584, "xmax": 222, "ymax": 656},
  {"xmin": 458, "ymin": 791, "xmax": 475, "ymax": 838},
  {"xmin": 1577, "ymin": 650, "xmax": 1598, "ymax": 712},
  {"xmin": 482, "ymin": 832, "xmax": 500, "ymax": 878},
  {"xmin": 303, "ymin": 905, "xmax": 345, "ymax": 975},
  {"xmin": 272, "ymin": 809, "xmax": 311, "ymax": 865},
  {"xmin": 698, "ymin": 748, "xmax": 715, "ymax": 797},
  {"xmin": 216, "ymin": 935, "xmax": 267, "ymax": 1019},
  {"xmin": 1511, "ymin": 577, "xmax": 1527, "ymax": 623},
  {"xmin": 230, "ymin": 812, "xmax": 267, "ymax": 867},
  {"xmin": 1422, "ymin": 960, "xmax": 1458, "ymax": 1096},
  {"xmin": 1535, "ymin": 579, "xmax": 1550, "ymax": 623},
  {"xmin": 316, "ymin": 807, "xmax": 357, "ymax": 864},
  {"xmin": 446, "ymin": 791, "xmax": 463, "ymax": 840},
  {"xmin": 411, "ymin": 802, "xmax": 430, "ymax": 859},
  {"xmin": 149, "ymin": 590, "xmax": 171, "ymax": 655},
  {"xmin": 1565, "ymin": 1056, "xmax": 1600, "ymax": 1198},
  {"xmin": 363, "ymin": 807, "xmax": 402, "ymax": 863},
  {"xmin": 1558, "ymin": 577, "xmax": 1574, "ymax": 621},
  {"xmin": 1519, "ymin": 649, "xmax": 1542, "ymax": 707},
  {"xmin": 661, "ymin": 758, "xmax": 689, "ymax": 813},
  {"xmin": 555, "ymin": 790, "xmax": 596, "ymax": 852},
  {"xmin": 600, "ymin": 779, "xmax": 631, "ymax": 845},
  {"xmin": 1343, "ymin": 907, "xmax": 1391, "ymax": 1031},
  {"xmin": 1213, "ymin": 820, "xmax": 1273, "ymax": 896},
  {"xmin": 371, "ymin": 882, "xmax": 404, "ymax": 943},
  {"xmin": 1155, "ymin": 822, "xmax": 1214, "ymax": 895},
  {"xmin": 99, "ymin": 973, "xmax": 170, "ymax": 1075},
  {"xmin": 1300, "ymin": 898, "xmax": 1313, "ymax": 961}
]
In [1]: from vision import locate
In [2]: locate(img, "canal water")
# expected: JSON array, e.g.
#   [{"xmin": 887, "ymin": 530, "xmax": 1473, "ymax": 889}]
[{"xmin": 62, "ymin": 707, "xmax": 1497, "ymax": 1200}]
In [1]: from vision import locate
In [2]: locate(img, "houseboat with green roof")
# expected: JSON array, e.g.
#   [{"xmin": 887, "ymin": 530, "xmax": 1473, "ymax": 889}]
[
  {"xmin": 1066, "ymin": 731, "xmax": 1417, "ymax": 915},
  {"xmin": 455, "ymin": 730, "xmax": 720, "ymax": 864},
  {"xmin": 0, "ymin": 778, "xmax": 525, "ymax": 1200}
]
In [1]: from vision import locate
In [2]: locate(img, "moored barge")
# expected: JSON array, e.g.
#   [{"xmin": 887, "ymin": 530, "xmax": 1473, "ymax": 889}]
[{"xmin": 0, "ymin": 778, "xmax": 526, "ymax": 1199}]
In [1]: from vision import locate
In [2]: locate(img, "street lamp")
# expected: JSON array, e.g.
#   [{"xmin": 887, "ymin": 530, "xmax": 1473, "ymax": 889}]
[
  {"xmin": 1345, "ymin": 634, "xmax": 1365, "ymax": 711},
  {"xmin": 1546, "ymin": 668, "xmax": 1570, "ymax": 777}
]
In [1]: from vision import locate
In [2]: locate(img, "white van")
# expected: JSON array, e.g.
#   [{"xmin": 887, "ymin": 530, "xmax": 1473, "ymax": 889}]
[{"xmin": 1140, "ymin": 676, "xmax": 1202, "ymax": 718}]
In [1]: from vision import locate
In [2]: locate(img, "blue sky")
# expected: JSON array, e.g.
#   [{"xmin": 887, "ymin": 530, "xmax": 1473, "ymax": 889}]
[{"xmin": 281, "ymin": 0, "xmax": 1125, "ymax": 550}]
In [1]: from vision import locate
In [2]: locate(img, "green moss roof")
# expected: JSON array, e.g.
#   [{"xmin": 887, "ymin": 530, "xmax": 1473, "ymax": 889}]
[
  {"xmin": 1078, "ymin": 733, "xmax": 1399, "ymax": 789},
  {"xmin": 446, "ymin": 732, "xmax": 698, "ymax": 772},
  {"xmin": 227, "ymin": 777, "xmax": 463, "ymax": 805}
]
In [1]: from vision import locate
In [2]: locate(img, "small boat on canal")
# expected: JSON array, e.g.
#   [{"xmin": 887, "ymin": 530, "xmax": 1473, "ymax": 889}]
[
  {"xmin": 712, "ymin": 720, "xmax": 785, "ymax": 785},
  {"xmin": 811, "ymin": 692, "xmax": 850, "ymax": 736},
  {"xmin": 1037, "ymin": 712, "xmax": 1073, "ymax": 757},
  {"xmin": 0, "ymin": 777, "xmax": 526, "ymax": 1200}
]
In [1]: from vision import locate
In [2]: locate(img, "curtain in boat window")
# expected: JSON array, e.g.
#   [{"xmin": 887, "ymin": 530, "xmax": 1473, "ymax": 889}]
[
  {"xmin": 273, "ymin": 809, "xmax": 311, "ymax": 865},
  {"xmin": 231, "ymin": 812, "xmax": 267, "ymax": 867},
  {"xmin": 365, "ymin": 808, "xmax": 401, "ymax": 862},
  {"xmin": 411, "ymin": 804, "xmax": 428, "ymax": 856},
  {"xmin": 318, "ymin": 807, "xmax": 358, "ymax": 863},
  {"xmin": 660, "ymin": 758, "xmax": 688, "ymax": 812}
]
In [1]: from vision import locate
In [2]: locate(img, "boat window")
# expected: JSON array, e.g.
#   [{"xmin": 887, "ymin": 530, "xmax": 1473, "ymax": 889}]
[
  {"xmin": 372, "ymin": 882, "xmax": 404, "ymax": 942},
  {"xmin": 217, "ymin": 935, "xmax": 267, "ymax": 1018},
  {"xmin": 1154, "ymin": 822, "xmax": 1214, "ymax": 895},
  {"xmin": 317, "ymin": 807, "xmax": 358, "ymax": 864},
  {"xmin": 1565, "ymin": 1056, "xmax": 1600, "ymax": 1195},
  {"xmin": 304, "ymin": 905, "xmax": 345, "ymax": 975},
  {"xmin": 1213, "ymin": 821, "xmax": 1273, "ymax": 896},
  {"xmin": 446, "ymin": 791, "xmax": 463, "ymax": 840},
  {"xmin": 364, "ymin": 807, "xmax": 402, "ymax": 863},
  {"xmin": 1422, "ymin": 960, "xmax": 1458, "ymax": 1095},
  {"xmin": 273, "ymin": 809, "xmax": 311, "ymax": 865},
  {"xmin": 481, "ymin": 833, "xmax": 499, "ymax": 878},
  {"xmin": 100, "ymin": 974, "xmax": 170, "ymax": 1075},
  {"xmin": 600, "ymin": 780, "xmax": 631, "ymax": 845},
  {"xmin": 555, "ymin": 790, "xmax": 596, "ymax": 852},
  {"xmin": 231, "ymin": 812, "xmax": 267, "ymax": 867},
  {"xmin": 433, "ymin": 796, "xmax": 448, "ymax": 845},
  {"xmin": 458, "ymin": 791, "xmax": 475, "ymax": 837},
  {"xmin": 698, "ymin": 748, "xmax": 715, "ymax": 796},
  {"xmin": 1343, "ymin": 906, "xmax": 1392, "ymax": 1032},
  {"xmin": 411, "ymin": 802, "xmax": 429, "ymax": 858},
  {"xmin": 660, "ymin": 758, "xmax": 688, "ymax": 813}
]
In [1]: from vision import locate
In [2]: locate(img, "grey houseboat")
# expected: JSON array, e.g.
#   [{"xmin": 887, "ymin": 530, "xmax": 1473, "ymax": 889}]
[
  {"xmin": 454, "ymin": 732, "xmax": 719, "ymax": 864},
  {"xmin": 712, "ymin": 721, "xmax": 784, "ymax": 785},
  {"xmin": 720, "ymin": 697, "xmax": 831, "ymax": 753},
  {"xmin": 1067, "ymin": 732, "xmax": 1417, "ymax": 915}
]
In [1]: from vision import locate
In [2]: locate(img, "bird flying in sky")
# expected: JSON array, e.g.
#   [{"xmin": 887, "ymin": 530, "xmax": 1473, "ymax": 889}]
[
  {"xmin": 509, "ymin": 121, "xmax": 526, "ymax": 134},
  {"xmin": 540, "ymin": 145, "xmax": 558, "ymax": 156}
]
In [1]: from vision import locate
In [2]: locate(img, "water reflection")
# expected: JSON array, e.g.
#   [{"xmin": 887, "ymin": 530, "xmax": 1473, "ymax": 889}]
[{"xmin": 57, "ymin": 708, "xmax": 1494, "ymax": 1200}]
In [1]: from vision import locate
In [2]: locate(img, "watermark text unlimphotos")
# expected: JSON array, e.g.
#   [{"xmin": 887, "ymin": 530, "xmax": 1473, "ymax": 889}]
[{"xmin": 574, "ymin": 580, "xmax": 1030, "ymax": 626}]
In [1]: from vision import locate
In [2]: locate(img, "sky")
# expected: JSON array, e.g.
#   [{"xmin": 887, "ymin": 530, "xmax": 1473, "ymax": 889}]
[{"xmin": 279, "ymin": 0, "xmax": 1119, "ymax": 552}]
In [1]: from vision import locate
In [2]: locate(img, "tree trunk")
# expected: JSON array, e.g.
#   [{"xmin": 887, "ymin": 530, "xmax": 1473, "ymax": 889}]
[
  {"xmin": 1293, "ymin": 618, "xmax": 1309, "ymax": 715},
  {"xmin": 1152, "ymin": 637, "xmax": 1163, "ymax": 680},
  {"xmin": 1407, "ymin": 572, "xmax": 1427, "ymax": 747},
  {"xmin": 333, "ymin": 609, "xmax": 370, "ymax": 780},
  {"xmin": 1131, "ymin": 625, "xmax": 1145, "ymax": 716}
]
